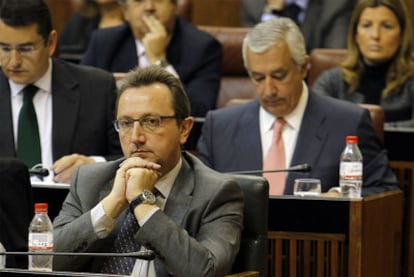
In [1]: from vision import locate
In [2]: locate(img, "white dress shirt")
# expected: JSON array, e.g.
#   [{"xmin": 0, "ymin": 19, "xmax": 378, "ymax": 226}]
[
  {"xmin": 259, "ymin": 81, "xmax": 309, "ymax": 168},
  {"xmin": 10, "ymin": 59, "xmax": 54, "ymax": 175}
]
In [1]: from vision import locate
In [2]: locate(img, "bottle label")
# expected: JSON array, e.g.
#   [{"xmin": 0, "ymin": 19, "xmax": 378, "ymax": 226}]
[
  {"xmin": 28, "ymin": 232, "xmax": 53, "ymax": 251},
  {"xmin": 340, "ymin": 162, "xmax": 363, "ymax": 178}
]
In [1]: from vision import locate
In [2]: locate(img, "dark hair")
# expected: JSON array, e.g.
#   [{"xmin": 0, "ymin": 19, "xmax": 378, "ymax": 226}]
[
  {"xmin": 117, "ymin": 66, "xmax": 191, "ymax": 123},
  {"xmin": 0, "ymin": 0, "xmax": 52, "ymax": 43}
]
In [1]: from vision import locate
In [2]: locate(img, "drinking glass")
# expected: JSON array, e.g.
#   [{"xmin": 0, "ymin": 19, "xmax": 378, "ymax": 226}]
[{"xmin": 293, "ymin": 178, "xmax": 322, "ymax": 196}]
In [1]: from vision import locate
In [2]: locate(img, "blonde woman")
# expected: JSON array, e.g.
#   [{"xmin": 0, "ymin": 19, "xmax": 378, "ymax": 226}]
[{"xmin": 312, "ymin": 0, "xmax": 414, "ymax": 127}]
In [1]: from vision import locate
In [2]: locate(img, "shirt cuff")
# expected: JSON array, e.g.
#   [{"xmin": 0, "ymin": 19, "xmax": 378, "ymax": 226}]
[
  {"xmin": 261, "ymin": 13, "xmax": 278, "ymax": 22},
  {"xmin": 137, "ymin": 207, "xmax": 160, "ymax": 226},
  {"xmin": 91, "ymin": 202, "xmax": 116, "ymax": 238},
  {"xmin": 90, "ymin": 156, "xmax": 106, "ymax": 163}
]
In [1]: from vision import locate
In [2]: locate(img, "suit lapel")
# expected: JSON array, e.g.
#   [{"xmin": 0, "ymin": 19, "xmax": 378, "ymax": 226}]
[
  {"xmin": 154, "ymin": 155, "xmax": 193, "ymax": 275},
  {"xmin": 163, "ymin": 156, "xmax": 194, "ymax": 225},
  {"xmin": 0, "ymin": 74, "xmax": 15, "ymax": 157},
  {"xmin": 112, "ymin": 26, "xmax": 139, "ymax": 72},
  {"xmin": 235, "ymin": 101, "xmax": 263, "ymax": 170},
  {"xmin": 51, "ymin": 59, "xmax": 81, "ymax": 160},
  {"xmin": 286, "ymin": 93, "xmax": 328, "ymax": 193}
]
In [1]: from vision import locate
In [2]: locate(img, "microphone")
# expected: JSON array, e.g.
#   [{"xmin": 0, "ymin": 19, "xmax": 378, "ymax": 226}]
[
  {"xmin": 29, "ymin": 167, "xmax": 49, "ymax": 177},
  {"xmin": 1, "ymin": 250, "xmax": 155, "ymax": 261},
  {"xmin": 227, "ymin": 163, "xmax": 311, "ymax": 175}
]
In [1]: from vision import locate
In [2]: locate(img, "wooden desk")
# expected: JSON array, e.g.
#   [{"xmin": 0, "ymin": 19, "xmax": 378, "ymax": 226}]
[
  {"xmin": 267, "ymin": 191, "xmax": 403, "ymax": 277},
  {"xmin": 390, "ymin": 161, "xmax": 414, "ymax": 277}
]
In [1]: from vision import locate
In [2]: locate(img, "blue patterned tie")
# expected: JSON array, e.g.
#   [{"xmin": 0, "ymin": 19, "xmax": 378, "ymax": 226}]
[
  {"xmin": 101, "ymin": 188, "xmax": 162, "ymax": 274},
  {"xmin": 101, "ymin": 209, "xmax": 141, "ymax": 275}
]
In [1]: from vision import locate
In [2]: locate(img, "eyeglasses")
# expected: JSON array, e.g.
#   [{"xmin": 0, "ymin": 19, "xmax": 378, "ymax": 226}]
[
  {"xmin": 113, "ymin": 115, "xmax": 179, "ymax": 133},
  {"xmin": 0, "ymin": 39, "xmax": 46, "ymax": 58}
]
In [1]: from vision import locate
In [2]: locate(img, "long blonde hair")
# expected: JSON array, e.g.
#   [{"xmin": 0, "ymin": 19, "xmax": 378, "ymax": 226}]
[{"xmin": 341, "ymin": 0, "xmax": 414, "ymax": 98}]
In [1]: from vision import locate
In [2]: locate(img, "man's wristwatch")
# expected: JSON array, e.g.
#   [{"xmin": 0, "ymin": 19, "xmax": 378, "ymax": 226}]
[
  {"xmin": 154, "ymin": 59, "xmax": 169, "ymax": 68},
  {"xmin": 129, "ymin": 189, "xmax": 157, "ymax": 213}
]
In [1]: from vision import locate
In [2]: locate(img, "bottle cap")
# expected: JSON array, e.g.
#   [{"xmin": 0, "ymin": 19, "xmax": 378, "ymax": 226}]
[
  {"xmin": 34, "ymin": 203, "xmax": 48, "ymax": 213},
  {"xmin": 346, "ymin": 136, "xmax": 358, "ymax": 144}
]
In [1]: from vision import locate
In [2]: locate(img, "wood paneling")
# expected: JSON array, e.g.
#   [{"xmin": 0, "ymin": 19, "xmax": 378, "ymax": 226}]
[
  {"xmin": 44, "ymin": 0, "xmax": 74, "ymax": 34},
  {"xmin": 191, "ymin": 0, "xmax": 240, "ymax": 26}
]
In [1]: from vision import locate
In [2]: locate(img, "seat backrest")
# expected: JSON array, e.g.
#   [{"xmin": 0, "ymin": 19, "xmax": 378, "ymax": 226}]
[
  {"xmin": 229, "ymin": 174, "xmax": 269, "ymax": 276},
  {"xmin": 0, "ymin": 158, "xmax": 33, "ymax": 269},
  {"xmin": 198, "ymin": 26, "xmax": 255, "ymax": 109},
  {"xmin": 308, "ymin": 48, "xmax": 348, "ymax": 87}
]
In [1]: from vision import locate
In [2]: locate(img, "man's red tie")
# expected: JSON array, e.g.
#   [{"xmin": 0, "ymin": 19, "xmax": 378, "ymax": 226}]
[{"xmin": 263, "ymin": 117, "xmax": 286, "ymax": 195}]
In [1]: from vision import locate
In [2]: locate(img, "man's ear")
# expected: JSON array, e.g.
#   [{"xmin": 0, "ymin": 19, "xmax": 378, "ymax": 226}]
[
  {"xmin": 301, "ymin": 54, "xmax": 310, "ymax": 80},
  {"xmin": 179, "ymin": 117, "xmax": 194, "ymax": 145},
  {"xmin": 47, "ymin": 30, "xmax": 58, "ymax": 57}
]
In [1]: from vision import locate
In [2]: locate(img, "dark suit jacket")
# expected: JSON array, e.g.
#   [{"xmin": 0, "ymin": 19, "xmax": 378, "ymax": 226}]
[
  {"xmin": 53, "ymin": 152, "xmax": 244, "ymax": 276},
  {"xmin": 240, "ymin": 0, "xmax": 355, "ymax": 51},
  {"xmin": 58, "ymin": 12, "xmax": 100, "ymax": 57},
  {"xmin": 0, "ymin": 58, "xmax": 121, "ymax": 162},
  {"xmin": 313, "ymin": 67, "xmax": 414, "ymax": 127},
  {"xmin": 81, "ymin": 18, "xmax": 222, "ymax": 118},
  {"xmin": 0, "ymin": 158, "xmax": 33, "ymax": 269},
  {"xmin": 197, "ymin": 92, "xmax": 399, "ymax": 196}
]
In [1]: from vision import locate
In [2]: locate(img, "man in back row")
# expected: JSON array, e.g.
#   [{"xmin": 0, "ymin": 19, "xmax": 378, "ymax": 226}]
[
  {"xmin": 81, "ymin": 0, "xmax": 222, "ymax": 149},
  {"xmin": 197, "ymin": 18, "xmax": 399, "ymax": 196},
  {"xmin": 0, "ymin": 0, "xmax": 121, "ymax": 183}
]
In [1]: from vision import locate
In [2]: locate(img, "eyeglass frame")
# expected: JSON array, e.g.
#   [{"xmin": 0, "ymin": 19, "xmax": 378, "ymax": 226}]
[
  {"xmin": 0, "ymin": 39, "xmax": 47, "ymax": 58},
  {"xmin": 113, "ymin": 114, "xmax": 185, "ymax": 133}
]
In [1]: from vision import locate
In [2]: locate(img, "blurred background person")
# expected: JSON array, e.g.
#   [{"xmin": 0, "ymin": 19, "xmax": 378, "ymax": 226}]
[
  {"xmin": 312, "ymin": 0, "xmax": 414, "ymax": 127},
  {"xmin": 81, "ymin": 0, "xmax": 222, "ymax": 150},
  {"xmin": 58, "ymin": 0, "xmax": 124, "ymax": 59},
  {"xmin": 240, "ymin": 0, "xmax": 356, "ymax": 51}
]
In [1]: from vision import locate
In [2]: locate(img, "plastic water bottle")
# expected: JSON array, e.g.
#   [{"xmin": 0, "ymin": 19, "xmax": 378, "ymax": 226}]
[
  {"xmin": 339, "ymin": 136, "xmax": 363, "ymax": 198},
  {"xmin": 28, "ymin": 203, "xmax": 53, "ymax": 271},
  {"xmin": 0, "ymin": 241, "xmax": 5, "ymax": 269}
]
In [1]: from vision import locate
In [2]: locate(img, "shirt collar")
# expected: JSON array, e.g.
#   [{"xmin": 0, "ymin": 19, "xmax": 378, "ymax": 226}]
[
  {"xmin": 260, "ymin": 81, "xmax": 309, "ymax": 132},
  {"xmin": 154, "ymin": 157, "xmax": 182, "ymax": 199},
  {"xmin": 10, "ymin": 58, "xmax": 53, "ymax": 96}
]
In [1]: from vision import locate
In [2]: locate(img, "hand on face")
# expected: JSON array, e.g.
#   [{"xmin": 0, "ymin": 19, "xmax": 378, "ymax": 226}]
[{"xmin": 142, "ymin": 15, "xmax": 168, "ymax": 63}]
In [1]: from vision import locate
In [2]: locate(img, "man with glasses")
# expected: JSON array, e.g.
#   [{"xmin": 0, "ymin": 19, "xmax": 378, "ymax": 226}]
[
  {"xmin": 53, "ymin": 66, "xmax": 244, "ymax": 276},
  {"xmin": 81, "ymin": 0, "xmax": 222, "ymax": 150},
  {"xmin": 0, "ymin": 0, "xmax": 122, "ymax": 183}
]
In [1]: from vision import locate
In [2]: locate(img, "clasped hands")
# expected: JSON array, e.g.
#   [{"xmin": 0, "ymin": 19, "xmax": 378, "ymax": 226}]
[{"xmin": 103, "ymin": 157, "xmax": 161, "ymax": 219}]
